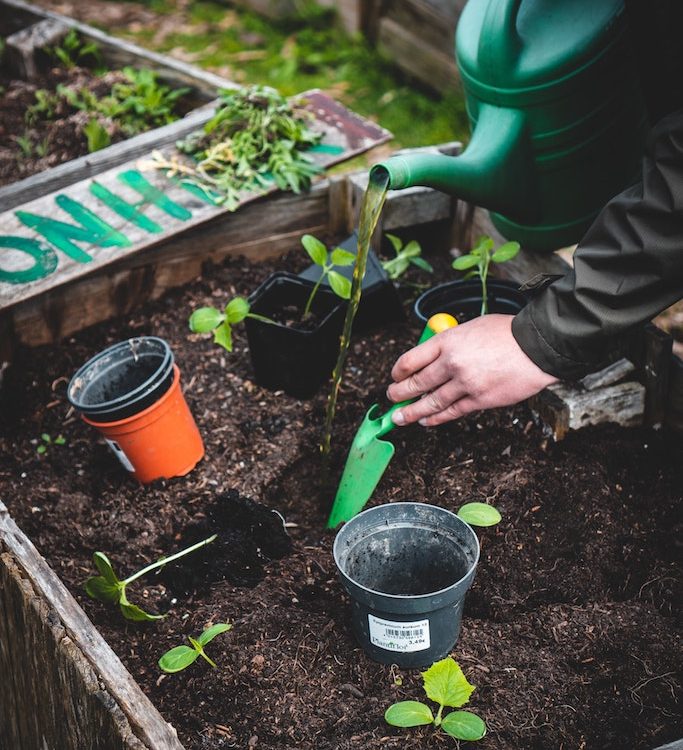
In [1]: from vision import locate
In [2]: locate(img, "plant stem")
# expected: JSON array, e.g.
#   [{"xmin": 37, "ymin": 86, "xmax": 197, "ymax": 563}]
[
  {"xmin": 198, "ymin": 649, "xmax": 218, "ymax": 668},
  {"xmin": 480, "ymin": 253, "xmax": 490, "ymax": 316},
  {"xmin": 321, "ymin": 171, "xmax": 389, "ymax": 457},
  {"xmin": 304, "ymin": 270, "xmax": 325, "ymax": 318},
  {"xmin": 124, "ymin": 534, "xmax": 217, "ymax": 585},
  {"xmin": 434, "ymin": 704, "xmax": 444, "ymax": 727}
]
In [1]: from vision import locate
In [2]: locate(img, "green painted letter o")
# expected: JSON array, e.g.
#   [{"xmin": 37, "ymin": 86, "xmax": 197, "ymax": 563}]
[{"xmin": 0, "ymin": 236, "xmax": 58, "ymax": 284}]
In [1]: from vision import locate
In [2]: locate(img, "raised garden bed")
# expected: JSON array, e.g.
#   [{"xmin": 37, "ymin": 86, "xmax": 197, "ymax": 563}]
[{"xmin": 1, "ymin": 234, "xmax": 682, "ymax": 749}]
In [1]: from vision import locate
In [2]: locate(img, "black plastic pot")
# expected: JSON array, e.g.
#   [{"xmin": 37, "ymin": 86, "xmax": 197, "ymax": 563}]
[
  {"xmin": 245, "ymin": 272, "xmax": 346, "ymax": 399},
  {"xmin": 298, "ymin": 231, "xmax": 404, "ymax": 332},
  {"xmin": 67, "ymin": 336, "xmax": 174, "ymax": 423},
  {"xmin": 414, "ymin": 279, "xmax": 528, "ymax": 324},
  {"xmin": 334, "ymin": 502, "xmax": 480, "ymax": 668}
]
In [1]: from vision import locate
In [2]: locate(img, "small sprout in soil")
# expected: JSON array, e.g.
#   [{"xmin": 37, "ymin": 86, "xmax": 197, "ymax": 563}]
[
  {"xmin": 26, "ymin": 89, "xmax": 60, "ymax": 124},
  {"xmin": 50, "ymin": 29, "xmax": 100, "ymax": 70},
  {"xmin": 385, "ymin": 657, "xmax": 487, "ymax": 742},
  {"xmin": 158, "ymin": 622, "xmax": 232, "ymax": 674},
  {"xmin": 452, "ymin": 235, "xmax": 520, "ymax": 315},
  {"xmin": 83, "ymin": 119, "xmax": 111, "ymax": 153},
  {"xmin": 381, "ymin": 233, "xmax": 433, "ymax": 281},
  {"xmin": 301, "ymin": 233, "xmax": 355, "ymax": 316},
  {"xmin": 189, "ymin": 296, "xmax": 274, "ymax": 353},
  {"xmin": 36, "ymin": 433, "xmax": 66, "ymax": 455},
  {"xmin": 14, "ymin": 133, "xmax": 34, "ymax": 158},
  {"xmin": 457, "ymin": 502, "xmax": 502, "ymax": 527},
  {"xmin": 84, "ymin": 534, "xmax": 217, "ymax": 622}
]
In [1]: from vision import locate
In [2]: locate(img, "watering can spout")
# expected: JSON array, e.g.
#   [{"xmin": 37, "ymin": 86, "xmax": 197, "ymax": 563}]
[{"xmin": 370, "ymin": 104, "xmax": 538, "ymax": 224}]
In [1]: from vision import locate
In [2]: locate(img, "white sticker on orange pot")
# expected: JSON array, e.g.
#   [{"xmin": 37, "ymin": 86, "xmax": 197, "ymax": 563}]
[
  {"xmin": 105, "ymin": 439, "xmax": 135, "ymax": 473},
  {"xmin": 368, "ymin": 615, "xmax": 430, "ymax": 652}
]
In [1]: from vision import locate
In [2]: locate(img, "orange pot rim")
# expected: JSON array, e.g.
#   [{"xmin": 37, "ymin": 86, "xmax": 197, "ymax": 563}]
[{"xmin": 83, "ymin": 364, "xmax": 182, "ymax": 429}]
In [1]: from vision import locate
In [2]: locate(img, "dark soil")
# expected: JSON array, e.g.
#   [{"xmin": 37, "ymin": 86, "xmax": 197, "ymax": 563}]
[
  {"xmin": 0, "ymin": 65, "xmax": 130, "ymax": 187},
  {"xmin": 1, "ymin": 249, "xmax": 681, "ymax": 750}
]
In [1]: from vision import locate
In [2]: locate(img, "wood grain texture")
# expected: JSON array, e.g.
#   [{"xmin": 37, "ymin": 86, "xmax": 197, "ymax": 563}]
[{"xmin": 0, "ymin": 501, "xmax": 183, "ymax": 750}]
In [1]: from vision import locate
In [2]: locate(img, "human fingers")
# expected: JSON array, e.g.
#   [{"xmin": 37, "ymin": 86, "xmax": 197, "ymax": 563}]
[
  {"xmin": 386, "ymin": 354, "xmax": 451, "ymax": 403},
  {"xmin": 417, "ymin": 397, "xmax": 479, "ymax": 426},
  {"xmin": 391, "ymin": 379, "xmax": 466, "ymax": 426},
  {"xmin": 390, "ymin": 337, "xmax": 441, "ymax": 383}
]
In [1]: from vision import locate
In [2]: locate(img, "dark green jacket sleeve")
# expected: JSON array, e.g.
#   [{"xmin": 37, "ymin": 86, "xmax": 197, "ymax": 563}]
[{"xmin": 512, "ymin": 109, "xmax": 683, "ymax": 380}]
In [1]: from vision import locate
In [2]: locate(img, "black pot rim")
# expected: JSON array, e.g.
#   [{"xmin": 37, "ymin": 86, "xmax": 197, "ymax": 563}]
[
  {"xmin": 413, "ymin": 278, "xmax": 527, "ymax": 323},
  {"xmin": 67, "ymin": 336, "xmax": 174, "ymax": 420}
]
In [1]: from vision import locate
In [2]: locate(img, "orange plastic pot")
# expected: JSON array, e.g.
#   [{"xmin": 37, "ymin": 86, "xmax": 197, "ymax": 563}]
[{"xmin": 83, "ymin": 365, "xmax": 204, "ymax": 483}]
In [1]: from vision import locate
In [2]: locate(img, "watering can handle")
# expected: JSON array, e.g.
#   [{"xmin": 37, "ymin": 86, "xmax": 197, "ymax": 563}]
[
  {"xmin": 479, "ymin": 0, "xmax": 523, "ymax": 83},
  {"xmin": 374, "ymin": 313, "xmax": 458, "ymax": 437}
]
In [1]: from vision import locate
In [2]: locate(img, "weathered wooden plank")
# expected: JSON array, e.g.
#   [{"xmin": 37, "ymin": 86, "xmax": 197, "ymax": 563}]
[
  {"xmin": 0, "ymin": 89, "xmax": 390, "ymax": 315},
  {"xmin": 4, "ymin": 17, "xmax": 68, "ymax": 80},
  {"xmin": 0, "ymin": 502, "xmax": 183, "ymax": 749},
  {"xmin": 2, "ymin": 0, "xmax": 235, "ymax": 97},
  {"xmin": 579, "ymin": 357, "xmax": 635, "ymax": 391},
  {"xmin": 642, "ymin": 323, "xmax": 673, "ymax": 428}
]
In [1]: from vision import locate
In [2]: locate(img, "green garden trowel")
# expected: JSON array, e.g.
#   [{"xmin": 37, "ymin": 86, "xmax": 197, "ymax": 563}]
[{"xmin": 327, "ymin": 313, "xmax": 457, "ymax": 528}]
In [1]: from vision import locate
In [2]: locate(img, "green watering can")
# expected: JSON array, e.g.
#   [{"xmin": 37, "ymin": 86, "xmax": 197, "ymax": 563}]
[{"xmin": 371, "ymin": 0, "xmax": 649, "ymax": 250}]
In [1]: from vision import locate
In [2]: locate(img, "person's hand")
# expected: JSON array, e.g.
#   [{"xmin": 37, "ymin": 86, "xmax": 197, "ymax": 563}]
[{"xmin": 387, "ymin": 314, "xmax": 558, "ymax": 427}]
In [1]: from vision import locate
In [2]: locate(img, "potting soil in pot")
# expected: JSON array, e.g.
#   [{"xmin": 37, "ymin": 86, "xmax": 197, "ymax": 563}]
[{"xmin": 1, "ymin": 247, "xmax": 681, "ymax": 750}]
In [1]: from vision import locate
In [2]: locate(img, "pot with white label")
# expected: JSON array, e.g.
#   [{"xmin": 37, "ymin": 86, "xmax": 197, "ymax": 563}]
[{"xmin": 333, "ymin": 502, "xmax": 479, "ymax": 667}]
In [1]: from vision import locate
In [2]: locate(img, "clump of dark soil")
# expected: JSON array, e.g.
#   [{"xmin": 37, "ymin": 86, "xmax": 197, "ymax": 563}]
[{"xmin": 0, "ymin": 249, "xmax": 681, "ymax": 750}]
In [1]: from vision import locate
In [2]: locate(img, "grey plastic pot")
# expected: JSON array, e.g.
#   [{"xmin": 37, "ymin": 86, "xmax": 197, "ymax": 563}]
[{"xmin": 333, "ymin": 502, "xmax": 480, "ymax": 668}]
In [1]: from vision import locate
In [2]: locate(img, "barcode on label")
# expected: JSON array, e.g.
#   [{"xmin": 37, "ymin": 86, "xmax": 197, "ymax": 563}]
[{"xmin": 368, "ymin": 615, "xmax": 430, "ymax": 653}]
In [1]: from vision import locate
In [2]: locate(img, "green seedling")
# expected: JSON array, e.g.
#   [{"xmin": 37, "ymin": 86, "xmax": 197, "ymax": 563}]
[
  {"xmin": 26, "ymin": 89, "xmax": 60, "ymax": 124},
  {"xmin": 83, "ymin": 118, "xmax": 111, "ymax": 152},
  {"xmin": 158, "ymin": 623, "xmax": 232, "ymax": 673},
  {"xmin": 457, "ymin": 502, "xmax": 501, "ymax": 527},
  {"xmin": 385, "ymin": 657, "xmax": 487, "ymax": 742},
  {"xmin": 300, "ymin": 233, "xmax": 355, "ymax": 316},
  {"xmin": 14, "ymin": 133, "xmax": 34, "ymax": 158},
  {"xmin": 85, "ymin": 534, "xmax": 217, "ymax": 622},
  {"xmin": 452, "ymin": 235, "xmax": 520, "ymax": 315},
  {"xmin": 50, "ymin": 28, "xmax": 100, "ymax": 69},
  {"xmin": 381, "ymin": 233, "xmax": 433, "ymax": 281},
  {"xmin": 36, "ymin": 433, "xmax": 66, "ymax": 455},
  {"xmin": 189, "ymin": 296, "xmax": 273, "ymax": 353}
]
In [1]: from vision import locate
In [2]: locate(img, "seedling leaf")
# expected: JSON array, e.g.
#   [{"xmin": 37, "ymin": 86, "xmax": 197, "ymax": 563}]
[
  {"xmin": 84, "ymin": 576, "xmax": 120, "ymax": 603},
  {"xmin": 411, "ymin": 257, "xmax": 434, "ymax": 273},
  {"xmin": 452, "ymin": 254, "xmax": 479, "ymax": 270},
  {"xmin": 225, "ymin": 296, "xmax": 250, "ymax": 324},
  {"xmin": 458, "ymin": 502, "xmax": 502, "ymax": 527},
  {"xmin": 158, "ymin": 645, "xmax": 199, "ymax": 673},
  {"xmin": 491, "ymin": 241, "xmax": 520, "ymax": 263},
  {"xmin": 189, "ymin": 307, "xmax": 224, "ymax": 333},
  {"xmin": 213, "ymin": 322, "xmax": 233, "ymax": 352},
  {"xmin": 441, "ymin": 710, "xmax": 487, "ymax": 741},
  {"xmin": 386, "ymin": 233, "xmax": 403, "ymax": 254},
  {"xmin": 197, "ymin": 622, "xmax": 232, "ymax": 646},
  {"xmin": 385, "ymin": 701, "xmax": 434, "ymax": 727},
  {"xmin": 422, "ymin": 658, "xmax": 475, "ymax": 709},
  {"xmin": 120, "ymin": 600, "xmax": 165, "ymax": 622},
  {"xmin": 473, "ymin": 236, "xmax": 494, "ymax": 253},
  {"xmin": 330, "ymin": 247, "xmax": 355, "ymax": 267},
  {"xmin": 302, "ymin": 233, "xmax": 327, "ymax": 266},
  {"xmin": 328, "ymin": 270, "xmax": 352, "ymax": 299},
  {"xmin": 402, "ymin": 240, "xmax": 421, "ymax": 259},
  {"xmin": 41, "ymin": 433, "xmax": 51, "ymax": 442},
  {"xmin": 93, "ymin": 551, "xmax": 120, "ymax": 586}
]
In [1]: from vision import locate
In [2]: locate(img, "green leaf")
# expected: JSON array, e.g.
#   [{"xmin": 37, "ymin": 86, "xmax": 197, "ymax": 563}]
[
  {"xmin": 301, "ymin": 234, "xmax": 327, "ymax": 266},
  {"xmin": 472, "ymin": 236, "xmax": 494, "ymax": 254},
  {"xmin": 197, "ymin": 622, "xmax": 232, "ymax": 647},
  {"xmin": 385, "ymin": 233, "xmax": 403, "ymax": 254},
  {"xmin": 158, "ymin": 645, "xmax": 200, "ymax": 674},
  {"xmin": 462, "ymin": 269, "xmax": 479, "ymax": 280},
  {"xmin": 54, "ymin": 435, "xmax": 66, "ymax": 445},
  {"xmin": 330, "ymin": 247, "xmax": 356, "ymax": 267},
  {"xmin": 212, "ymin": 322, "xmax": 233, "ymax": 352},
  {"xmin": 385, "ymin": 701, "xmax": 434, "ymax": 727},
  {"xmin": 457, "ymin": 502, "xmax": 502, "ymax": 527},
  {"xmin": 491, "ymin": 241, "xmax": 520, "ymax": 263},
  {"xmin": 225, "ymin": 296, "xmax": 250, "ymax": 324},
  {"xmin": 452, "ymin": 254, "xmax": 479, "ymax": 271},
  {"xmin": 83, "ymin": 119, "xmax": 110, "ymax": 153},
  {"xmin": 41, "ymin": 433, "xmax": 51, "ymax": 443},
  {"xmin": 402, "ymin": 240, "xmax": 421, "ymax": 259},
  {"xmin": 92, "ymin": 551, "xmax": 120, "ymax": 586},
  {"xmin": 411, "ymin": 257, "xmax": 434, "ymax": 273},
  {"xmin": 36, "ymin": 445, "xmax": 46, "ymax": 454},
  {"xmin": 119, "ymin": 599, "xmax": 165, "ymax": 622},
  {"xmin": 189, "ymin": 306, "xmax": 224, "ymax": 333},
  {"xmin": 422, "ymin": 658, "xmax": 476, "ymax": 709},
  {"xmin": 84, "ymin": 575, "xmax": 121, "ymax": 604},
  {"xmin": 327, "ymin": 270, "xmax": 352, "ymax": 299},
  {"xmin": 441, "ymin": 710, "xmax": 487, "ymax": 741}
]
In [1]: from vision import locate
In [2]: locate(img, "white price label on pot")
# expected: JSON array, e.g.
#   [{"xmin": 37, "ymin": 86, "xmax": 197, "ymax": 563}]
[
  {"xmin": 368, "ymin": 615, "xmax": 430, "ymax": 653},
  {"xmin": 105, "ymin": 439, "xmax": 135, "ymax": 473}
]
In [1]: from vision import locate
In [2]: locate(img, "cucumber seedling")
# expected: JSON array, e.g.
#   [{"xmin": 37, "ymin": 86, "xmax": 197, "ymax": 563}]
[{"xmin": 158, "ymin": 623, "xmax": 232, "ymax": 673}]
